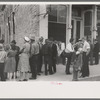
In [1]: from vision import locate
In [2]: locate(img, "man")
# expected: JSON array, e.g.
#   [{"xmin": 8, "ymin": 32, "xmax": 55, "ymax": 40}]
[
  {"xmin": 50, "ymin": 38, "xmax": 57, "ymax": 73},
  {"xmin": 81, "ymin": 37, "xmax": 90, "ymax": 77},
  {"xmin": 93, "ymin": 39, "xmax": 100, "ymax": 65},
  {"xmin": 38, "ymin": 37, "xmax": 44, "ymax": 74},
  {"xmin": 47, "ymin": 39, "xmax": 54, "ymax": 75},
  {"xmin": 0, "ymin": 44, "xmax": 7, "ymax": 81},
  {"xmin": 42, "ymin": 39, "xmax": 50, "ymax": 75},
  {"xmin": 29, "ymin": 35, "xmax": 39, "ymax": 79},
  {"xmin": 65, "ymin": 38, "xmax": 74, "ymax": 74},
  {"xmin": 10, "ymin": 40, "xmax": 20, "ymax": 78}
]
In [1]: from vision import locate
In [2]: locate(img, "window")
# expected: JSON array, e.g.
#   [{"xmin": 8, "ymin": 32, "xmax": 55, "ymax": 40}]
[
  {"xmin": 48, "ymin": 5, "xmax": 57, "ymax": 22},
  {"xmin": 57, "ymin": 5, "xmax": 67, "ymax": 23},
  {"xmin": 84, "ymin": 11, "xmax": 92, "ymax": 37},
  {"xmin": 48, "ymin": 5, "xmax": 67, "ymax": 24},
  {"xmin": 84, "ymin": 11, "xmax": 92, "ymax": 26}
]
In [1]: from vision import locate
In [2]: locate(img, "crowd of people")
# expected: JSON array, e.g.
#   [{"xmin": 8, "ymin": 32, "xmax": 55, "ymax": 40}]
[
  {"xmin": 0, "ymin": 35, "xmax": 60, "ymax": 81},
  {"xmin": 63, "ymin": 37, "xmax": 100, "ymax": 81},
  {"xmin": 0, "ymin": 35, "xmax": 99, "ymax": 81}
]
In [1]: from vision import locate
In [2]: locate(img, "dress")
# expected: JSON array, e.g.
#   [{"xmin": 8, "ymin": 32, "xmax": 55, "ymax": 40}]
[
  {"xmin": 18, "ymin": 42, "xmax": 30, "ymax": 72},
  {"xmin": 4, "ymin": 50, "xmax": 16, "ymax": 73}
]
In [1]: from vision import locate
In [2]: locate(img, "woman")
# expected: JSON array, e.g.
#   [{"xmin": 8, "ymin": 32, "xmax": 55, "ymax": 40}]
[
  {"xmin": 4, "ymin": 44, "xmax": 16, "ymax": 81},
  {"xmin": 18, "ymin": 36, "xmax": 30, "ymax": 81}
]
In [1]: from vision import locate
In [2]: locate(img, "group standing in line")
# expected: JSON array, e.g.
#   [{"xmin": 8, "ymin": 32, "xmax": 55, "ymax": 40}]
[{"xmin": 0, "ymin": 35, "xmax": 99, "ymax": 81}]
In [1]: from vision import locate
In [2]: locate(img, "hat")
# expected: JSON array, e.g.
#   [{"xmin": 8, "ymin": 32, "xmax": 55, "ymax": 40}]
[
  {"xmin": 0, "ymin": 44, "xmax": 3, "ymax": 51},
  {"xmin": 94, "ymin": 39, "xmax": 98, "ymax": 41},
  {"xmin": 78, "ymin": 38, "xmax": 82, "ymax": 41},
  {"xmin": 24, "ymin": 36, "xmax": 30, "ymax": 42},
  {"xmin": 30, "ymin": 35, "xmax": 35, "ymax": 40},
  {"xmin": 11, "ymin": 40, "xmax": 16, "ymax": 44}
]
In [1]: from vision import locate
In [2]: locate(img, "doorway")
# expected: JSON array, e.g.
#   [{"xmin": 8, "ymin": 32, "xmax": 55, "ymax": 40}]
[{"xmin": 71, "ymin": 19, "xmax": 81, "ymax": 42}]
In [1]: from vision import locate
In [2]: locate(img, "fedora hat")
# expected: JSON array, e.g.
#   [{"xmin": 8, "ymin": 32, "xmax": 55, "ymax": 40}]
[
  {"xmin": 11, "ymin": 40, "xmax": 16, "ymax": 44},
  {"xmin": 24, "ymin": 36, "xmax": 30, "ymax": 42},
  {"xmin": 30, "ymin": 35, "xmax": 35, "ymax": 40}
]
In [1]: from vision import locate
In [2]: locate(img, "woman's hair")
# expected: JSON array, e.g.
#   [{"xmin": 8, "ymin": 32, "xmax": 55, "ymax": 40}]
[{"xmin": 5, "ymin": 44, "xmax": 11, "ymax": 51}]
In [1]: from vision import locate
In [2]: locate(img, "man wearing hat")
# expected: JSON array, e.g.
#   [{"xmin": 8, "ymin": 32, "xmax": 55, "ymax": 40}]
[
  {"xmin": 0, "ymin": 44, "xmax": 7, "ymax": 81},
  {"xmin": 81, "ymin": 37, "xmax": 90, "ymax": 77},
  {"xmin": 65, "ymin": 38, "xmax": 75, "ymax": 74},
  {"xmin": 38, "ymin": 36, "xmax": 44, "ymax": 74},
  {"xmin": 29, "ymin": 35, "xmax": 39, "ymax": 79}
]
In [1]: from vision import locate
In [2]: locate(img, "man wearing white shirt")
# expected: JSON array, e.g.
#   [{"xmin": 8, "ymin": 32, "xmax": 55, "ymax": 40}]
[
  {"xmin": 81, "ymin": 37, "xmax": 90, "ymax": 77},
  {"xmin": 65, "ymin": 38, "xmax": 74, "ymax": 74}
]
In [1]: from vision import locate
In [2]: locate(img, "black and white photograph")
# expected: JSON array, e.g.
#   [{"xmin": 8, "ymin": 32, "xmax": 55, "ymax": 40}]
[
  {"xmin": 0, "ymin": 1, "xmax": 100, "ymax": 98},
  {"xmin": 0, "ymin": 3, "xmax": 99, "ymax": 82}
]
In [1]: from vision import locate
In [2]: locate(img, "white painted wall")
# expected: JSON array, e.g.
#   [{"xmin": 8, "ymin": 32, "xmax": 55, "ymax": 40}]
[{"xmin": 39, "ymin": 5, "xmax": 48, "ymax": 43}]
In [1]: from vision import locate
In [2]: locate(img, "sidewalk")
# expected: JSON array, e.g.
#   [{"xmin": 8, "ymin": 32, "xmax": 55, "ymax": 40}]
[{"xmin": 29, "ymin": 62, "xmax": 100, "ymax": 81}]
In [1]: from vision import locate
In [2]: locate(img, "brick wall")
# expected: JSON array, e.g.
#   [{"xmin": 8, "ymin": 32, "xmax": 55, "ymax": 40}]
[{"xmin": 13, "ymin": 5, "xmax": 40, "ymax": 48}]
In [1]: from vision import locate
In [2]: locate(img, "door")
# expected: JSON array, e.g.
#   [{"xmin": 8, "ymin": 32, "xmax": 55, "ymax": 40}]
[{"xmin": 71, "ymin": 19, "xmax": 81, "ymax": 42}]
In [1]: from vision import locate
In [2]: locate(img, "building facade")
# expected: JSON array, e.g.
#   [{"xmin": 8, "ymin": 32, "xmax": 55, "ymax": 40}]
[{"xmin": 0, "ymin": 4, "xmax": 100, "ymax": 47}]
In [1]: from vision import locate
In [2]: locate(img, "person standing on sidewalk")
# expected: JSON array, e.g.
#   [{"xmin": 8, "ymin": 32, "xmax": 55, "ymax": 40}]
[
  {"xmin": 10, "ymin": 40, "xmax": 20, "ymax": 79},
  {"xmin": 49, "ymin": 38, "xmax": 57, "ymax": 73},
  {"xmin": 0, "ymin": 44, "xmax": 7, "ymax": 81},
  {"xmin": 18, "ymin": 36, "xmax": 30, "ymax": 81},
  {"xmin": 65, "ymin": 38, "xmax": 75, "ymax": 75},
  {"xmin": 38, "ymin": 37, "xmax": 44, "ymax": 74},
  {"xmin": 93, "ymin": 39, "xmax": 100, "ymax": 65},
  {"xmin": 4, "ymin": 44, "xmax": 17, "ymax": 81},
  {"xmin": 42, "ymin": 39, "xmax": 50, "ymax": 75},
  {"xmin": 29, "ymin": 35, "xmax": 39, "ymax": 79},
  {"xmin": 81, "ymin": 37, "xmax": 90, "ymax": 78}
]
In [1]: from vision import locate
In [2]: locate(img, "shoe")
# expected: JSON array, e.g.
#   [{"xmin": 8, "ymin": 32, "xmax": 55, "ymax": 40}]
[
  {"xmin": 18, "ymin": 80, "xmax": 23, "ymax": 81},
  {"xmin": 23, "ymin": 79, "xmax": 28, "ymax": 81},
  {"xmin": 37, "ymin": 73, "xmax": 41, "ymax": 76},
  {"xmin": 66, "ymin": 72, "xmax": 72, "ymax": 75},
  {"xmin": 1, "ymin": 80, "xmax": 6, "ymax": 81},
  {"xmin": 29, "ymin": 77, "xmax": 37, "ymax": 80},
  {"xmin": 49, "ymin": 72, "xmax": 54, "ymax": 75},
  {"xmin": 40, "ymin": 71, "xmax": 43, "ymax": 73},
  {"xmin": 45, "ymin": 73, "xmax": 48, "ymax": 75}
]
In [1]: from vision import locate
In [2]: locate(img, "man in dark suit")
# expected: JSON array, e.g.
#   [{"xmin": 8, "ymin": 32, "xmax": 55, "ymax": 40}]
[
  {"xmin": 93, "ymin": 39, "xmax": 100, "ymax": 65},
  {"xmin": 51, "ymin": 40, "xmax": 57, "ymax": 73},
  {"xmin": 38, "ymin": 37, "xmax": 44, "ymax": 75},
  {"xmin": 42, "ymin": 39, "xmax": 50, "ymax": 75},
  {"xmin": 49, "ymin": 38, "xmax": 58, "ymax": 73}
]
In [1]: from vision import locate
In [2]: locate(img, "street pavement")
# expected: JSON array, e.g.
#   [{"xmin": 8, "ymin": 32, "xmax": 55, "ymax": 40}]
[
  {"xmin": 6, "ymin": 60, "xmax": 100, "ymax": 82},
  {"xmin": 29, "ymin": 61, "xmax": 100, "ymax": 81}
]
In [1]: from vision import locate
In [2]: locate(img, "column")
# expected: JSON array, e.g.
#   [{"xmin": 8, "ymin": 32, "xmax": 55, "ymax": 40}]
[
  {"xmin": 92, "ymin": 5, "xmax": 97, "ymax": 41},
  {"xmin": 39, "ymin": 5, "xmax": 48, "ymax": 43},
  {"xmin": 80, "ymin": 10, "xmax": 84, "ymax": 38},
  {"xmin": 66, "ymin": 5, "xmax": 72, "ymax": 47}
]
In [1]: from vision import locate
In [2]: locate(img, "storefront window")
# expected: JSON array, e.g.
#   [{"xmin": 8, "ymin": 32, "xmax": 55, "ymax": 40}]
[
  {"xmin": 48, "ymin": 5, "xmax": 57, "ymax": 22},
  {"xmin": 84, "ymin": 11, "xmax": 92, "ymax": 37},
  {"xmin": 57, "ymin": 5, "xmax": 66, "ymax": 23},
  {"xmin": 48, "ymin": 5, "xmax": 67, "ymax": 23}
]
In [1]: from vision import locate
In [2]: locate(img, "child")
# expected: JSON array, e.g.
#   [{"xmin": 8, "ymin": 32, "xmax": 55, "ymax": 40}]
[
  {"xmin": 72, "ymin": 42, "xmax": 83, "ymax": 81},
  {"xmin": 0, "ymin": 44, "xmax": 7, "ymax": 81}
]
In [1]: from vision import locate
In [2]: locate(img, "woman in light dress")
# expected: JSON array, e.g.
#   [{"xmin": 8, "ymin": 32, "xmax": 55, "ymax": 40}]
[{"xmin": 18, "ymin": 36, "xmax": 30, "ymax": 81}]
